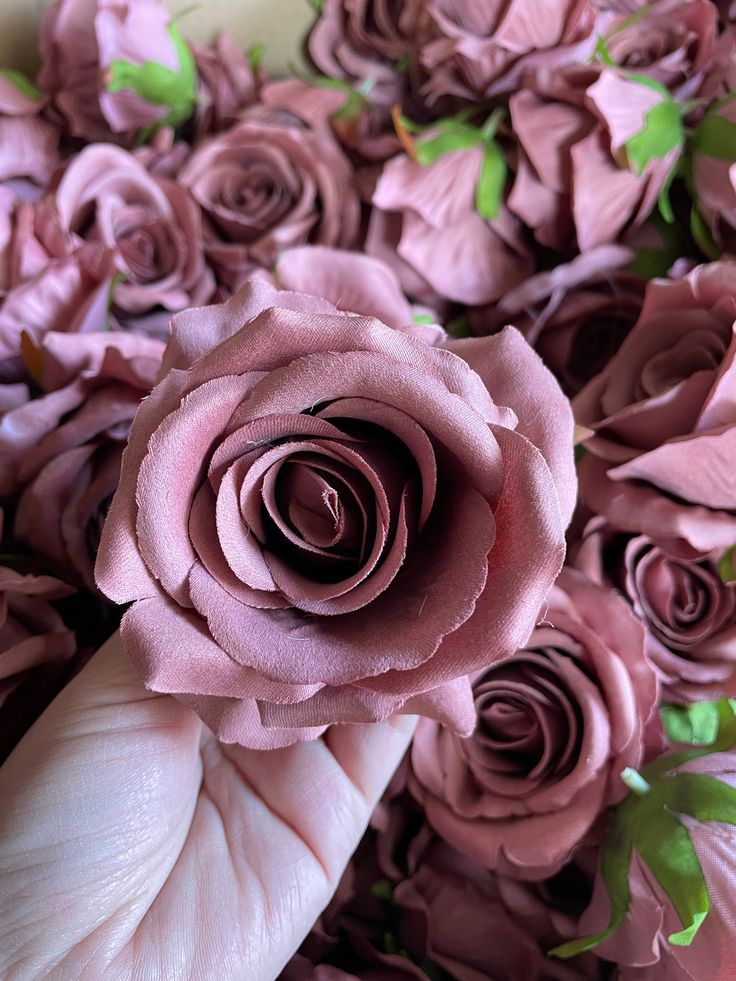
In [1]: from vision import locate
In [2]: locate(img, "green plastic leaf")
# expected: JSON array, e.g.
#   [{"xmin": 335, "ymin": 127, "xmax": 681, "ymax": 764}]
[
  {"xmin": 645, "ymin": 699, "xmax": 736, "ymax": 780},
  {"xmin": 0, "ymin": 68, "xmax": 42, "ymax": 101},
  {"xmin": 308, "ymin": 0, "xmax": 324, "ymax": 11},
  {"xmin": 594, "ymin": 35, "xmax": 616, "ymax": 67},
  {"xmin": 416, "ymin": 122, "xmax": 483, "ymax": 165},
  {"xmin": 693, "ymin": 111, "xmax": 736, "ymax": 161},
  {"xmin": 660, "ymin": 702, "xmax": 721, "ymax": 746},
  {"xmin": 413, "ymin": 314, "xmax": 435, "ymax": 325},
  {"xmin": 626, "ymin": 96, "xmax": 683, "ymax": 176},
  {"xmin": 551, "ymin": 810, "xmax": 633, "ymax": 958},
  {"xmin": 248, "ymin": 44, "xmax": 265, "ymax": 73},
  {"xmin": 718, "ymin": 544, "xmax": 736, "ymax": 584},
  {"xmin": 666, "ymin": 772, "xmax": 736, "ymax": 825},
  {"xmin": 690, "ymin": 206, "xmax": 722, "ymax": 261},
  {"xmin": 657, "ymin": 165, "xmax": 676, "ymax": 224},
  {"xmin": 475, "ymin": 142, "xmax": 507, "ymax": 221},
  {"xmin": 634, "ymin": 808, "xmax": 709, "ymax": 946},
  {"xmin": 371, "ymin": 879, "xmax": 394, "ymax": 901},
  {"xmin": 107, "ymin": 24, "xmax": 197, "ymax": 136}
]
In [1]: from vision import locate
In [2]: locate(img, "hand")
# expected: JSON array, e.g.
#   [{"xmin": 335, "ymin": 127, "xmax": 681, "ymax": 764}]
[{"xmin": 0, "ymin": 633, "xmax": 416, "ymax": 980}]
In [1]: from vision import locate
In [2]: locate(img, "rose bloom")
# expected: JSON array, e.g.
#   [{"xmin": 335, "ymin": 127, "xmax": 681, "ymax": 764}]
[
  {"xmin": 0, "ymin": 331, "xmax": 163, "ymax": 590},
  {"xmin": 578, "ymin": 520, "xmax": 736, "ymax": 702},
  {"xmin": 0, "ymin": 74, "xmax": 59, "ymax": 187},
  {"xmin": 471, "ymin": 245, "xmax": 644, "ymax": 396},
  {"xmin": 409, "ymin": 567, "xmax": 658, "ymax": 879},
  {"xmin": 50, "ymin": 144, "xmax": 214, "ymax": 315},
  {"xmin": 419, "ymin": 0, "xmax": 601, "ymax": 102},
  {"xmin": 95, "ymin": 275, "xmax": 576, "ymax": 748},
  {"xmin": 179, "ymin": 109, "xmax": 360, "ymax": 289},
  {"xmin": 575, "ymin": 262, "xmax": 736, "ymax": 553},
  {"xmin": 192, "ymin": 32, "xmax": 262, "ymax": 138},
  {"xmin": 38, "ymin": 0, "xmax": 190, "ymax": 144},
  {"xmin": 508, "ymin": 66, "xmax": 681, "ymax": 251},
  {"xmin": 579, "ymin": 751, "xmax": 736, "ymax": 981},
  {"xmin": 368, "ymin": 143, "xmax": 532, "ymax": 305}
]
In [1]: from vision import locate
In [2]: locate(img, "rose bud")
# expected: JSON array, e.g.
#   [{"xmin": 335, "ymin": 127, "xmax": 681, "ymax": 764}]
[
  {"xmin": 192, "ymin": 32, "xmax": 263, "ymax": 138},
  {"xmin": 409, "ymin": 567, "xmax": 658, "ymax": 879},
  {"xmin": 95, "ymin": 275, "xmax": 576, "ymax": 749},
  {"xmin": 38, "ymin": 0, "xmax": 198, "ymax": 145},
  {"xmin": 0, "ymin": 331, "xmax": 164, "ymax": 590},
  {"xmin": 575, "ymin": 261, "xmax": 736, "ymax": 553}
]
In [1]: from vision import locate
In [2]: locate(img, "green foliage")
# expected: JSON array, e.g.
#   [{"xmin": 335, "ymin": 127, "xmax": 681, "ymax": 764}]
[
  {"xmin": 0, "ymin": 68, "xmax": 42, "ymax": 101},
  {"xmin": 693, "ymin": 109, "xmax": 736, "ymax": 161},
  {"xmin": 626, "ymin": 96, "xmax": 683, "ymax": 176}
]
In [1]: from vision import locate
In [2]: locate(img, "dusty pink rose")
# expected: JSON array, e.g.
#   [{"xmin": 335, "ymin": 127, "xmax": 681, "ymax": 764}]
[
  {"xmin": 579, "ymin": 752, "xmax": 736, "ymax": 980},
  {"xmin": 368, "ymin": 144, "xmax": 532, "ymax": 305},
  {"xmin": 472, "ymin": 245, "xmax": 644, "ymax": 396},
  {"xmin": 0, "ymin": 244, "xmax": 116, "ymax": 381},
  {"xmin": 0, "ymin": 187, "xmax": 57, "ymax": 300},
  {"xmin": 508, "ymin": 67, "xmax": 682, "ymax": 251},
  {"xmin": 420, "ymin": 0, "xmax": 601, "ymax": 102},
  {"xmin": 308, "ymin": 0, "xmax": 428, "ymax": 109},
  {"xmin": 575, "ymin": 262, "xmax": 736, "ymax": 552},
  {"xmin": 577, "ymin": 520, "xmax": 736, "ymax": 703},
  {"xmin": 0, "ymin": 73, "xmax": 59, "ymax": 186},
  {"xmin": 51, "ymin": 144, "xmax": 214, "ymax": 315},
  {"xmin": 0, "ymin": 331, "xmax": 163, "ymax": 589},
  {"xmin": 95, "ymin": 276, "xmax": 575, "ymax": 749},
  {"xmin": 38, "ymin": 0, "xmax": 193, "ymax": 143},
  {"xmin": 179, "ymin": 113, "xmax": 360, "ymax": 289},
  {"xmin": 192, "ymin": 32, "xmax": 262, "ymax": 138},
  {"xmin": 409, "ymin": 567, "xmax": 658, "ymax": 879},
  {"xmin": 693, "ymin": 96, "xmax": 736, "ymax": 246}
]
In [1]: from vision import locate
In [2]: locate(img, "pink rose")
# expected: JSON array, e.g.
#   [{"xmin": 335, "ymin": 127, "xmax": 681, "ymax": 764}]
[
  {"xmin": 578, "ymin": 521, "xmax": 736, "ymax": 702},
  {"xmin": 0, "ymin": 331, "xmax": 163, "ymax": 589},
  {"xmin": 192, "ymin": 32, "xmax": 262, "ymax": 138},
  {"xmin": 38, "ymin": 0, "xmax": 196, "ymax": 144},
  {"xmin": 51, "ymin": 144, "xmax": 214, "ymax": 315},
  {"xmin": 179, "ymin": 112, "xmax": 360, "ymax": 289},
  {"xmin": 368, "ymin": 144, "xmax": 532, "ymax": 305},
  {"xmin": 575, "ymin": 262, "xmax": 736, "ymax": 551},
  {"xmin": 0, "ymin": 244, "xmax": 116, "ymax": 380},
  {"xmin": 409, "ymin": 567, "xmax": 658, "ymax": 879},
  {"xmin": 0, "ymin": 73, "xmax": 59, "ymax": 186},
  {"xmin": 579, "ymin": 752, "xmax": 736, "ymax": 980},
  {"xmin": 420, "ymin": 0, "xmax": 601, "ymax": 102},
  {"xmin": 693, "ymin": 97, "xmax": 736, "ymax": 245},
  {"xmin": 508, "ymin": 67, "xmax": 683, "ymax": 251},
  {"xmin": 0, "ymin": 188, "xmax": 55, "ymax": 299},
  {"xmin": 95, "ymin": 276, "xmax": 575, "ymax": 749},
  {"xmin": 471, "ymin": 245, "xmax": 644, "ymax": 396}
]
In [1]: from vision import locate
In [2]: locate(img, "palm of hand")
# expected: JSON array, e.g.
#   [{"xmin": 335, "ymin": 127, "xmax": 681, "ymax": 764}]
[{"xmin": 0, "ymin": 636, "xmax": 415, "ymax": 980}]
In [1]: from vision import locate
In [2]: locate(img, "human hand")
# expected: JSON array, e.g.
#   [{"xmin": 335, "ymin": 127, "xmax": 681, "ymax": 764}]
[{"xmin": 0, "ymin": 633, "xmax": 416, "ymax": 980}]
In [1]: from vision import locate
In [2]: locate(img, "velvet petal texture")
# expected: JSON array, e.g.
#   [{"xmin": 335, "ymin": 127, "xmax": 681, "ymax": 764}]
[{"xmin": 96, "ymin": 277, "xmax": 574, "ymax": 748}]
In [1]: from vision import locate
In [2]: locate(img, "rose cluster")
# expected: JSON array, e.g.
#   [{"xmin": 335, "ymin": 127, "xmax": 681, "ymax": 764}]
[{"xmin": 2, "ymin": 0, "xmax": 736, "ymax": 978}]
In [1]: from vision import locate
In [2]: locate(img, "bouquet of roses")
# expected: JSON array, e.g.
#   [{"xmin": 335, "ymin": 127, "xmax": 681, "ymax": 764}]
[{"xmin": 1, "ymin": 0, "xmax": 736, "ymax": 978}]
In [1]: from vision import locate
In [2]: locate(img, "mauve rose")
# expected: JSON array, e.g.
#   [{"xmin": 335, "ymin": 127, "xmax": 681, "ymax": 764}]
[
  {"xmin": 577, "ymin": 520, "xmax": 736, "ymax": 702},
  {"xmin": 0, "ymin": 188, "xmax": 55, "ymax": 299},
  {"xmin": 575, "ymin": 262, "xmax": 736, "ymax": 552},
  {"xmin": 38, "ymin": 0, "xmax": 191, "ymax": 144},
  {"xmin": 471, "ymin": 245, "xmax": 644, "ymax": 396},
  {"xmin": 0, "ymin": 73, "xmax": 59, "ymax": 186},
  {"xmin": 578, "ymin": 752, "xmax": 736, "ymax": 980},
  {"xmin": 51, "ymin": 144, "xmax": 214, "ymax": 315},
  {"xmin": 409, "ymin": 567, "xmax": 658, "ymax": 879},
  {"xmin": 420, "ymin": 0, "xmax": 601, "ymax": 103},
  {"xmin": 308, "ymin": 0, "xmax": 428, "ymax": 110},
  {"xmin": 693, "ymin": 97, "xmax": 736, "ymax": 247},
  {"xmin": 0, "ymin": 331, "xmax": 163, "ymax": 590},
  {"xmin": 95, "ymin": 276, "xmax": 575, "ymax": 749},
  {"xmin": 0, "ymin": 244, "xmax": 116, "ymax": 381},
  {"xmin": 508, "ymin": 66, "xmax": 681, "ymax": 251},
  {"xmin": 368, "ymin": 144, "xmax": 532, "ymax": 305},
  {"xmin": 179, "ymin": 112, "xmax": 360, "ymax": 290},
  {"xmin": 192, "ymin": 32, "xmax": 262, "ymax": 138}
]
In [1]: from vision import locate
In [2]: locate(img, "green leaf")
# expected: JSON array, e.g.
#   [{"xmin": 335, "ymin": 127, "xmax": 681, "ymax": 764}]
[
  {"xmin": 660, "ymin": 702, "xmax": 721, "ymax": 746},
  {"xmin": 594, "ymin": 35, "xmax": 616, "ymax": 67},
  {"xmin": 248, "ymin": 44, "xmax": 265, "ymax": 73},
  {"xmin": 690, "ymin": 206, "xmax": 722, "ymax": 261},
  {"xmin": 413, "ymin": 314, "xmax": 435, "ymax": 325},
  {"xmin": 445, "ymin": 315, "xmax": 470, "ymax": 339},
  {"xmin": 475, "ymin": 142, "xmax": 507, "ymax": 221},
  {"xmin": 626, "ymin": 95, "xmax": 683, "ymax": 176},
  {"xmin": 371, "ymin": 879, "xmax": 394, "ymax": 901},
  {"xmin": 308, "ymin": 0, "xmax": 324, "ymax": 11},
  {"xmin": 415, "ymin": 122, "xmax": 483, "ymax": 165},
  {"xmin": 718, "ymin": 544, "xmax": 736, "ymax": 584},
  {"xmin": 633, "ymin": 808, "xmax": 709, "ymax": 946},
  {"xmin": 666, "ymin": 772, "xmax": 736, "ymax": 825},
  {"xmin": 657, "ymin": 165, "xmax": 677, "ymax": 223},
  {"xmin": 551, "ymin": 809, "xmax": 633, "ymax": 958},
  {"xmin": 645, "ymin": 699, "xmax": 736, "ymax": 780},
  {"xmin": 693, "ymin": 111, "xmax": 736, "ymax": 161},
  {"xmin": 106, "ymin": 24, "xmax": 197, "ymax": 137},
  {"xmin": 0, "ymin": 68, "xmax": 42, "ymax": 101}
]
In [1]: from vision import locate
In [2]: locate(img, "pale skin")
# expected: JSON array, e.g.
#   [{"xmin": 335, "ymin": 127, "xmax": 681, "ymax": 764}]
[{"xmin": 0, "ymin": 634, "xmax": 416, "ymax": 980}]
